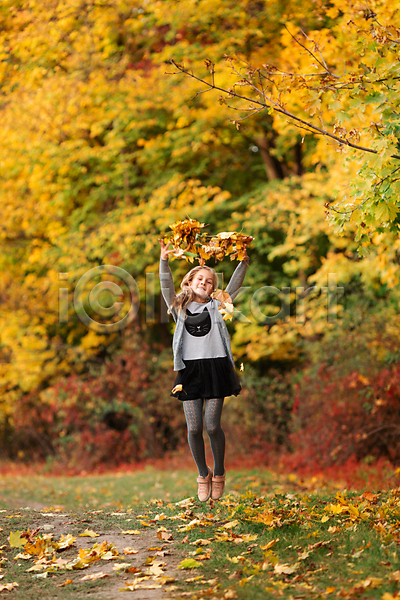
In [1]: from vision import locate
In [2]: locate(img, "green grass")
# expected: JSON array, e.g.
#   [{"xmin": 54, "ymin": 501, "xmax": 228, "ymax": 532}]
[
  {"xmin": 1, "ymin": 468, "xmax": 400, "ymax": 598},
  {"xmin": 0, "ymin": 467, "xmax": 311, "ymax": 510}
]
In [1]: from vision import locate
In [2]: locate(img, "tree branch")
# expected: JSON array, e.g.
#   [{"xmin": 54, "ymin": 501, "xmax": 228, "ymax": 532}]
[{"xmin": 168, "ymin": 60, "xmax": 400, "ymax": 161}]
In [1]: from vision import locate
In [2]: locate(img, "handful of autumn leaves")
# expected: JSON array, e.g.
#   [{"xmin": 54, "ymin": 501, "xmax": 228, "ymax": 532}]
[
  {"xmin": 164, "ymin": 218, "xmax": 254, "ymax": 321},
  {"xmin": 166, "ymin": 218, "xmax": 254, "ymax": 265}
]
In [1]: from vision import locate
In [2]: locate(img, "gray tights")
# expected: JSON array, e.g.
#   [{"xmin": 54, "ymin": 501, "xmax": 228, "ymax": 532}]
[{"xmin": 183, "ymin": 398, "xmax": 225, "ymax": 478}]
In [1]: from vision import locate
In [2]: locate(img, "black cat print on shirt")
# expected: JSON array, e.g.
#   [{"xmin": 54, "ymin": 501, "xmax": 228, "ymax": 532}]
[{"xmin": 185, "ymin": 307, "xmax": 211, "ymax": 337}]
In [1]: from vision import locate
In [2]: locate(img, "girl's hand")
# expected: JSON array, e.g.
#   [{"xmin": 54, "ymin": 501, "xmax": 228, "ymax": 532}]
[{"xmin": 159, "ymin": 238, "xmax": 172, "ymax": 261}]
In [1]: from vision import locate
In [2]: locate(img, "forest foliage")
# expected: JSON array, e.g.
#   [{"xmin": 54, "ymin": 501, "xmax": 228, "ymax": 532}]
[{"xmin": 1, "ymin": 0, "xmax": 400, "ymax": 469}]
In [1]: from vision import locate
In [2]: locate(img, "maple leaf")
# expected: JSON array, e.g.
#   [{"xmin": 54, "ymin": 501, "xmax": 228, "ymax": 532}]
[
  {"xmin": 79, "ymin": 529, "xmax": 100, "ymax": 537},
  {"xmin": 260, "ymin": 539, "xmax": 279, "ymax": 551},
  {"xmin": 211, "ymin": 289, "xmax": 232, "ymax": 308},
  {"xmin": 9, "ymin": 531, "xmax": 28, "ymax": 548},
  {"xmin": 157, "ymin": 530, "xmax": 173, "ymax": 541},
  {"xmin": 222, "ymin": 520, "xmax": 240, "ymax": 529},
  {"xmin": 178, "ymin": 558, "xmax": 203, "ymax": 569},
  {"xmin": 167, "ymin": 218, "xmax": 207, "ymax": 259},
  {"xmin": 123, "ymin": 547, "xmax": 139, "ymax": 555},
  {"xmin": 121, "ymin": 530, "xmax": 141, "ymax": 535},
  {"xmin": 274, "ymin": 562, "xmax": 298, "ymax": 574},
  {"xmin": 57, "ymin": 579, "xmax": 73, "ymax": 587},
  {"xmin": 0, "ymin": 583, "xmax": 19, "ymax": 592},
  {"xmin": 171, "ymin": 384, "xmax": 183, "ymax": 394},
  {"xmin": 55, "ymin": 534, "xmax": 76, "ymax": 550},
  {"xmin": 81, "ymin": 571, "xmax": 109, "ymax": 581}
]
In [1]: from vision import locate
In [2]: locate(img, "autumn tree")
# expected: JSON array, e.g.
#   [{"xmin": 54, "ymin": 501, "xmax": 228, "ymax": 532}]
[
  {"xmin": 169, "ymin": 0, "xmax": 400, "ymax": 245},
  {"xmin": 1, "ymin": 0, "xmax": 400, "ymax": 464}
]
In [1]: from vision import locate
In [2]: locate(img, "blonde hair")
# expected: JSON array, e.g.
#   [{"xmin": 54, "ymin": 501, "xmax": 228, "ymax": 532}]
[{"xmin": 171, "ymin": 265, "xmax": 218, "ymax": 314}]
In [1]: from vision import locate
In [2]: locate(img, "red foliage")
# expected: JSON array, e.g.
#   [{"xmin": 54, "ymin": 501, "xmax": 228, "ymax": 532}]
[
  {"xmin": 7, "ymin": 330, "xmax": 186, "ymax": 471},
  {"xmin": 286, "ymin": 360, "xmax": 400, "ymax": 473}
]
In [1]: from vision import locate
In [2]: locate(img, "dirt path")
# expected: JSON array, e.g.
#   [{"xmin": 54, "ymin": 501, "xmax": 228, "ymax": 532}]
[{"xmin": 1, "ymin": 502, "xmax": 190, "ymax": 599}]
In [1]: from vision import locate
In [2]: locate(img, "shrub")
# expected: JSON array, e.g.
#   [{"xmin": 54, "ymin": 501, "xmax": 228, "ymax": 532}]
[
  {"xmin": 289, "ymin": 308, "xmax": 400, "ymax": 469},
  {"xmin": 223, "ymin": 365, "xmax": 295, "ymax": 456},
  {"xmin": 6, "ymin": 329, "xmax": 186, "ymax": 470}
]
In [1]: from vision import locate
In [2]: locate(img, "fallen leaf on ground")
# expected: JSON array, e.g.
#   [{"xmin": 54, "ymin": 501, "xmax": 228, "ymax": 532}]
[
  {"xmin": 123, "ymin": 547, "xmax": 139, "ymax": 554},
  {"xmin": 157, "ymin": 530, "xmax": 173, "ymax": 541},
  {"xmin": 81, "ymin": 572, "xmax": 109, "ymax": 581},
  {"xmin": 9, "ymin": 531, "xmax": 27, "ymax": 548},
  {"xmin": 274, "ymin": 563, "xmax": 298, "ymax": 575},
  {"xmin": 178, "ymin": 558, "xmax": 203, "ymax": 569},
  {"xmin": 260, "ymin": 539, "xmax": 279, "ymax": 551},
  {"xmin": 362, "ymin": 577, "xmax": 383, "ymax": 588},
  {"xmin": 79, "ymin": 529, "xmax": 100, "ymax": 538},
  {"xmin": 121, "ymin": 530, "xmax": 141, "ymax": 535},
  {"xmin": 57, "ymin": 579, "xmax": 73, "ymax": 587},
  {"xmin": 224, "ymin": 590, "xmax": 238, "ymax": 599},
  {"xmin": 222, "ymin": 520, "xmax": 240, "ymax": 529},
  {"xmin": 113, "ymin": 563, "xmax": 131, "ymax": 571},
  {"xmin": 175, "ymin": 498, "xmax": 194, "ymax": 508},
  {"xmin": 55, "ymin": 534, "xmax": 76, "ymax": 549},
  {"xmin": 0, "ymin": 582, "xmax": 19, "ymax": 591}
]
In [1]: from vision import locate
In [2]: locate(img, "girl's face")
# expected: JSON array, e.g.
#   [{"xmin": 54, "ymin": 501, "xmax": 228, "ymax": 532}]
[{"xmin": 189, "ymin": 269, "xmax": 214, "ymax": 302}]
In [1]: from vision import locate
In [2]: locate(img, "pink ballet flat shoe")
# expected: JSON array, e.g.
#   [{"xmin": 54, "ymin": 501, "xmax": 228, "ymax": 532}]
[
  {"xmin": 197, "ymin": 466, "xmax": 212, "ymax": 502},
  {"xmin": 211, "ymin": 470, "xmax": 226, "ymax": 500}
]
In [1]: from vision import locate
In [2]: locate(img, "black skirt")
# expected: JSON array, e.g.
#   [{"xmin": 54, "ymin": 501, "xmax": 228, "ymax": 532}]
[{"xmin": 171, "ymin": 356, "xmax": 241, "ymax": 401}]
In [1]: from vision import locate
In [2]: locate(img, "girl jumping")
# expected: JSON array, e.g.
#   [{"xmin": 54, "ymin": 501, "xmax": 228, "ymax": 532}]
[{"xmin": 159, "ymin": 239, "xmax": 248, "ymax": 502}]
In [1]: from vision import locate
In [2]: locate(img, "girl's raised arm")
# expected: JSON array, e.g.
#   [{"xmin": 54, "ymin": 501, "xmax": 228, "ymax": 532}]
[
  {"xmin": 158, "ymin": 239, "xmax": 177, "ymax": 313},
  {"xmin": 225, "ymin": 261, "xmax": 249, "ymax": 301}
]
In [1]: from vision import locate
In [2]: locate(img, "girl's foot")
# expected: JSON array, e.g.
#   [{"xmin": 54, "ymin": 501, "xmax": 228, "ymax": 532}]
[
  {"xmin": 211, "ymin": 471, "xmax": 226, "ymax": 500},
  {"xmin": 197, "ymin": 466, "xmax": 212, "ymax": 502}
]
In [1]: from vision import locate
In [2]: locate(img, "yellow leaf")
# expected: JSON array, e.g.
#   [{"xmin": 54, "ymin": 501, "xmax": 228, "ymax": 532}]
[
  {"xmin": 177, "ymin": 558, "xmax": 203, "ymax": 569},
  {"xmin": 239, "ymin": 534, "xmax": 258, "ymax": 543},
  {"xmin": 81, "ymin": 572, "xmax": 109, "ymax": 581},
  {"xmin": 9, "ymin": 531, "xmax": 27, "ymax": 548},
  {"xmin": 260, "ymin": 539, "xmax": 279, "ymax": 551},
  {"xmin": 362, "ymin": 577, "xmax": 383, "ymax": 588},
  {"xmin": 101, "ymin": 551, "xmax": 118, "ymax": 560},
  {"xmin": 321, "ymin": 515, "xmax": 330, "ymax": 523},
  {"xmin": 157, "ymin": 531, "xmax": 173, "ymax": 541},
  {"xmin": 121, "ymin": 530, "xmax": 141, "ymax": 535},
  {"xmin": 148, "ymin": 562, "xmax": 166, "ymax": 576},
  {"xmin": 123, "ymin": 547, "xmax": 139, "ymax": 555},
  {"xmin": 79, "ymin": 529, "xmax": 100, "ymax": 538},
  {"xmin": 222, "ymin": 520, "xmax": 240, "ymax": 529},
  {"xmin": 171, "ymin": 384, "xmax": 183, "ymax": 394},
  {"xmin": 0, "ymin": 583, "xmax": 19, "ymax": 592},
  {"xmin": 33, "ymin": 572, "xmax": 48, "ymax": 579},
  {"xmin": 55, "ymin": 534, "xmax": 76, "ymax": 549},
  {"xmin": 113, "ymin": 563, "xmax": 131, "ymax": 571},
  {"xmin": 211, "ymin": 289, "xmax": 233, "ymax": 307},
  {"xmin": 226, "ymin": 554, "xmax": 240, "ymax": 563},
  {"xmin": 57, "ymin": 579, "xmax": 73, "ymax": 588},
  {"xmin": 274, "ymin": 563, "xmax": 298, "ymax": 575},
  {"xmin": 189, "ymin": 538, "xmax": 211, "ymax": 546}
]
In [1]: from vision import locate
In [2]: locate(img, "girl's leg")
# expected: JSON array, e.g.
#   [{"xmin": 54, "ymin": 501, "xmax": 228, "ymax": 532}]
[
  {"xmin": 183, "ymin": 398, "xmax": 208, "ymax": 478},
  {"xmin": 204, "ymin": 398, "xmax": 225, "ymax": 477}
]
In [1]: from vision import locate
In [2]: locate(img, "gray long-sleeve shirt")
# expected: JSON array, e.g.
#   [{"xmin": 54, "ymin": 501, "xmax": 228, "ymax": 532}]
[{"xmin": 159, "ymin": 259, "xmax": 248, "ymax": 371}]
